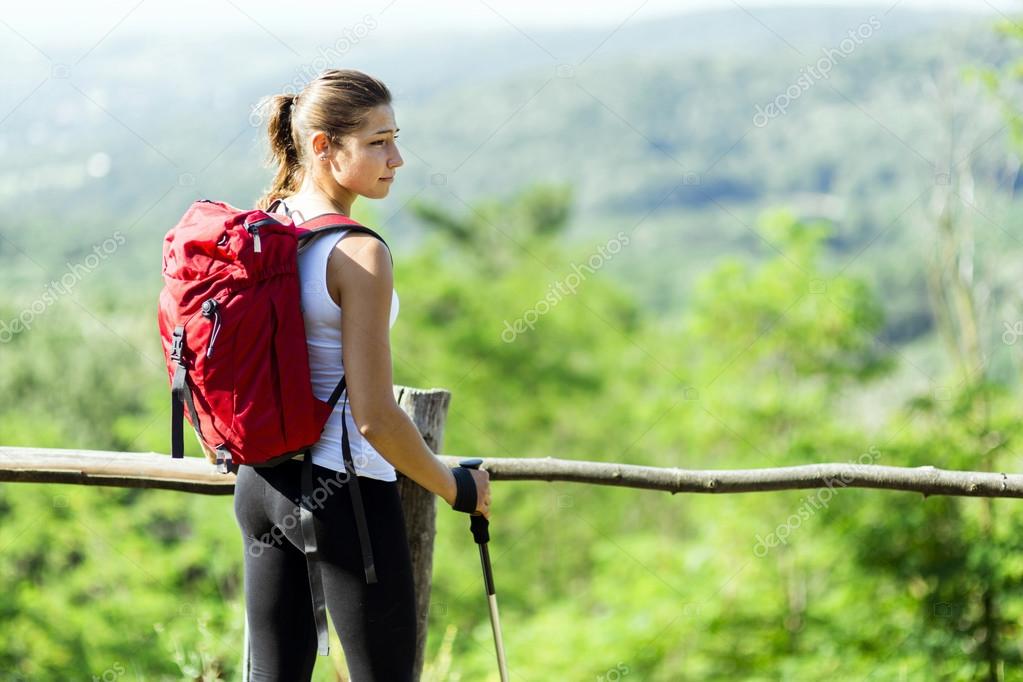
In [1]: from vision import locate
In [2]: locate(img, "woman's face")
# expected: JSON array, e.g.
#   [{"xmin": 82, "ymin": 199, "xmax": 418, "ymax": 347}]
[{"xmin": 325, "ymin": 104, "xmax": 403, "ymax": 200}]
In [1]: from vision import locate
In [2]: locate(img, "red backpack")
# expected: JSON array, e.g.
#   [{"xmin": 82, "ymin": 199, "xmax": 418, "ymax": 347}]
[
  {"xmin": 158, "ymin": 199, "xmax": 388, "ymax": 656},
  {"xmin": 157, "ymin": 198, "xmax": 389, "ymax": 471}
]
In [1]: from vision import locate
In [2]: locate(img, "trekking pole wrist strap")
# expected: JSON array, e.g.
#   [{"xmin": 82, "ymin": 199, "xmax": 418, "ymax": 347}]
[{"xmin": 451, "ymin": 466, "xmax": 477, "ymax": 514}]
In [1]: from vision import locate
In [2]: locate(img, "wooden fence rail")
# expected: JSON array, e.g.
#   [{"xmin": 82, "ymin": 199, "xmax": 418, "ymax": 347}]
[
  {"xmin": 3, "ymin": 384, "xmax": 1022, "ymax": 678},
  {"xmin": 2, "ymin": 448, "xmax": 1022, "ymax": 499}
]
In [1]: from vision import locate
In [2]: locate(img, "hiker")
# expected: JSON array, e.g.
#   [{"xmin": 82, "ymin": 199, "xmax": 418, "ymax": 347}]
[{"xmin": 232, "ymin": 69, "xmax": 492, "ymax": 681}]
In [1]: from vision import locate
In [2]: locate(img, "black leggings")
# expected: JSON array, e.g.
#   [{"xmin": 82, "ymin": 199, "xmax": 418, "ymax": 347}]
[{"xmin": 233, "ymin": 459, "xmax": 416, "ymax": 681}]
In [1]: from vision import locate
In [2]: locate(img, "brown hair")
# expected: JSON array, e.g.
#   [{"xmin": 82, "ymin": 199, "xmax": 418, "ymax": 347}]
[{"xmin": 254, "ymin": 69, "xmax": 392, "ymax": 210}]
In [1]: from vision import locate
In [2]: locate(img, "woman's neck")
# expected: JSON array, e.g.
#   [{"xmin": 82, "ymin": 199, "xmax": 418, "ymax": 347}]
[{"xmin": 286, "ymin": 174, "xmax": 355, "ymax": 219}]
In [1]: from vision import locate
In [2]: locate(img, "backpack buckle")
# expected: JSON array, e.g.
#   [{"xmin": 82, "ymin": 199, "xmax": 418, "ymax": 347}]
[
  {"xmin": 215, "ymin": 445, "xmax": 233, "ymax": 474},
  {"xmin": 170, "ymin": 326, "xmax": 185, "ymax": 364}
]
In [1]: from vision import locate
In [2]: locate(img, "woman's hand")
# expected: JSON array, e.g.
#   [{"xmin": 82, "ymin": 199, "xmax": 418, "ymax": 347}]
[
  {"xmin": 469, "ymin": 468, "xmax": 491, "ymax": 520},
  {"xmin": 445, "ymin": 466, "xmax": 492, "ymax": 519}
]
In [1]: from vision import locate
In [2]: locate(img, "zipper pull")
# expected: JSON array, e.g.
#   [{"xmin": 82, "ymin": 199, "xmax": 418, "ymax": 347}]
[
  {"xmin": 201, "ymin": 299, "xmax": 222, "ymax": 358},
  {"xmin": 215, "ymin": 445, "xmax": 233, "ymax": 474},
  {"xmin": 246, "ymin": 216, "xmax": 278, "ymax": 254},
  {"xmin": 248, "ymin": 225, "xmax": 262, "ymax": 253}
]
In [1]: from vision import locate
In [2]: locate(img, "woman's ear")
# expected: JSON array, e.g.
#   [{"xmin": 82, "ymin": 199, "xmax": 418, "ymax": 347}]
[{"xmin": 310, "ymin": 130, "xmax": 331, "ymax": 160}]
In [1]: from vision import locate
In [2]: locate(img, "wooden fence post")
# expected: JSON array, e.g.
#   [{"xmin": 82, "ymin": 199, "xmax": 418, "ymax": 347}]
[{"xmin": 393, "ymin": 385, "xmax": 452, "ymax": 680}]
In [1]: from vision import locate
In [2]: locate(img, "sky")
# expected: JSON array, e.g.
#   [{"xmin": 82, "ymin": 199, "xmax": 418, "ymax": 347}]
[{"xmin": 0, "ymin": 0, "xmax": 1012, "ymax": 47}]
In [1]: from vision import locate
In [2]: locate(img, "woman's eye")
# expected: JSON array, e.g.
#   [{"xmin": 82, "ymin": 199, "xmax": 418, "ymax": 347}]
[{"xmin": 372, "ymin": 136, "xmax": 399, "ymax": 146}]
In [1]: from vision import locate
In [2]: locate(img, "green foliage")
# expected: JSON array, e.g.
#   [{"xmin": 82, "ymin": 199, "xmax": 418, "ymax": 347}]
[
  {"xmin": 3, "ymin": 11, "xmax": 1023, "ymax": 673},
  {"xmin": 688, "ymin": 210, "xmax": 890, "ymax": 386},
  {"xmin": 7, "ymin": 180, "xmax": 1023, "ymax": 678},
  {"xmin": 11, "ymin": 140, "xmax": 1023, "ymax": 682},
  {"xmin": 969, "ymin": 18, "xmax": 1023, "ymax": 157},
  {"xmin": 408, "ymin": 183, "xmax": 574, "ymax": 274}
]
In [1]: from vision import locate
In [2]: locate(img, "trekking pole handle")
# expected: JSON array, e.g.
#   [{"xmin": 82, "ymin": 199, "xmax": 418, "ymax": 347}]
[{"xmin": 458, "ymin": 458, "xmax": 490, "ymax": 545}]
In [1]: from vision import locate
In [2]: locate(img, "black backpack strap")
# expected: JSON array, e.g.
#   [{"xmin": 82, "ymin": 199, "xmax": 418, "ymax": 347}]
[
  {"xmin": 299, "ymin": 374, "xmax": 378, "ymax": 657},
  {"xmin": 339, "ymin": 385, "xmax": 378, "ymax": 584},
  {"xmin": 290, "ymin": 213, "xmax": 384, "ymax": 655},
  {"xmin": 295, "ymin": 218, "xmax": 393, "ymax": 266},
  {"xmin": 267, "ymin": 197, "xmax": 292, "ymax": 218},
  {"xmin": 300, "ymin": 452, "xmax": 331, "ymax": 656},
  {"xmin": 169, "ymin": 326, "xmax": 206, "ymax": 459},
  {"xmin": 327, "ymin": 375, "xmax": 347, "ymax": 408}
]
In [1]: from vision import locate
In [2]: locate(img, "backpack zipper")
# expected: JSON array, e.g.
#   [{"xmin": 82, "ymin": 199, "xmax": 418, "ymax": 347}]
[
  {"xmin": 246, "ymin": 217, "xmax": 278, "ymax": 254},
  {"xmin": 248, "ymin": 224, "xmax": 262, "ymax": 253}
]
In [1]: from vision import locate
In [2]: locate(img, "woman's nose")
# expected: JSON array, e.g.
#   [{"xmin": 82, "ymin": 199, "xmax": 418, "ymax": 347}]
[{"xmin": 390, "ymin": 148, "xmax": 404, "ymax": 168}]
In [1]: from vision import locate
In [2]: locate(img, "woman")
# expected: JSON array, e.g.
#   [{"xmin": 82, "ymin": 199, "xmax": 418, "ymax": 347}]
[{"xmin": 233, "ymin": 68, "xmax": 492, "ymax": 681}]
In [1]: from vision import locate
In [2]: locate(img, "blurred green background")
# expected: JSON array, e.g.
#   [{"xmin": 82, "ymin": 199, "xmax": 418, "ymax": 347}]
[{"xmin": 3, "ymin": 2, "xmax": 1023, "ymax": 679}]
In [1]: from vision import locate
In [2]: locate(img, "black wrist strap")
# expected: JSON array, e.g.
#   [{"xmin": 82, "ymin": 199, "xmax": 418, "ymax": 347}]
[{"xmin": 451, "ymin": 466, "xmax": 477, "ymax": 514}]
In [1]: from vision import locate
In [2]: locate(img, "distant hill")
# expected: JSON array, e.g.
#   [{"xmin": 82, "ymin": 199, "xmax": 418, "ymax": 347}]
[{"xmin": 0, "ymin": 5, "xmax": 1017, "ymax": 343}]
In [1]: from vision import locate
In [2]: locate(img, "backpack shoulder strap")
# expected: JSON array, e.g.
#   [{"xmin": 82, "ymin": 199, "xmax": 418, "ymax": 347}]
[{"xmin": 296, "ymin": 213, "xmax": 392, "ymax": 265}]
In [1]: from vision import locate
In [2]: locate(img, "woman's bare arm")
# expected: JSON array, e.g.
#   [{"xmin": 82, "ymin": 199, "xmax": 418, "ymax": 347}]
[{"xmin": 328, "ymin": 234, "xmax": 490, "ymax": 516}]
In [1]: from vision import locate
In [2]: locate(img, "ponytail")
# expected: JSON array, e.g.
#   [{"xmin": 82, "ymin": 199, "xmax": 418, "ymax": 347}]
[{"xmin": 256, "ymin": 93, "xmax": 303, "ymax": 210}]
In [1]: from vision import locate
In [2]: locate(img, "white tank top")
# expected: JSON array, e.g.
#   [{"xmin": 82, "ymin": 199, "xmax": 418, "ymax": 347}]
[{"xmin": 296, "ymin": 226, "xmax": 400, "ymax": 482}]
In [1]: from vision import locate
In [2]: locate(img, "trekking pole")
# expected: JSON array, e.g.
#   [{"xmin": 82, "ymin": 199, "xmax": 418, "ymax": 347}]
[{"xmin": 458, "ymin": 458, "xmax": 510, "ymax": 682}]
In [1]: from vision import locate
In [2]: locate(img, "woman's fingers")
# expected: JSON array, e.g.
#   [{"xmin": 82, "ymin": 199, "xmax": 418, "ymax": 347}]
[{"xmin": 463, "ymin": 468, "xmax": 492, "ymax": 518}]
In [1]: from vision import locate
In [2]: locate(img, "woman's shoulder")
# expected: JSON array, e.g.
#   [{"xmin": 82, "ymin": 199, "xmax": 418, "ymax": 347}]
[
  {"xmin": 332, "ymin": 231, "xmax": 390, "ymax": 266},
  {"xmin": 326, "ymin": 232, "xmax": 393, "ymax": 302}
]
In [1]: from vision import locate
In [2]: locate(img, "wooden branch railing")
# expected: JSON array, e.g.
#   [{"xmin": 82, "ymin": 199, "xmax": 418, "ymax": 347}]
[
  {"xmin": 2, "ymin": 447, "xmax": 1022, "ymax": 499},
  {"xmin": 4, "ymin": 384, "xmax": 1023, "ymax": 678}
]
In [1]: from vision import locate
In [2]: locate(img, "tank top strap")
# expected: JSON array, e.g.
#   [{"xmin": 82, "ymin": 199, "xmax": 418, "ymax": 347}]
[{"xmin": 301, "ymin": 228, "xmax": 352, "ymax": 307}]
